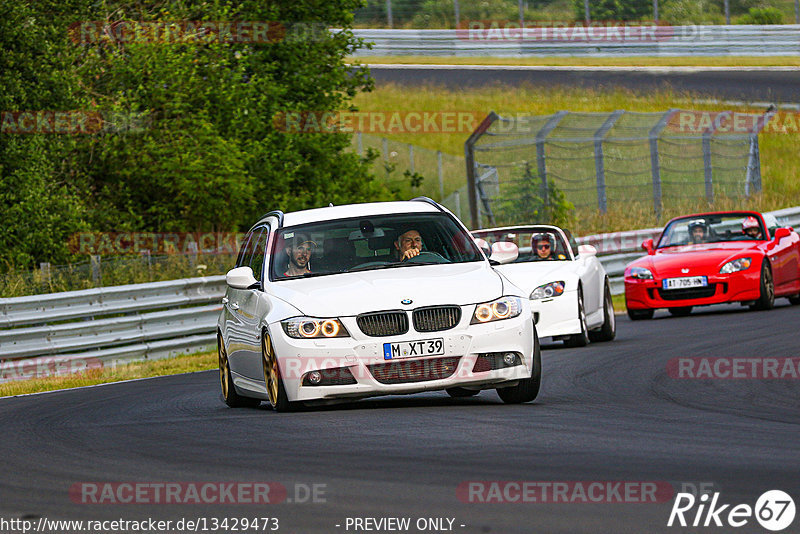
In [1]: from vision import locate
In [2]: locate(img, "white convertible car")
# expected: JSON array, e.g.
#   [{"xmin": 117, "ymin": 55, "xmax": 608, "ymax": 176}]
[
  {"xmin": 217, "ymin": 199, "xmax": 541, "ymax": 411},
  {"xmin": 472, "ymin": 225, "xmax": 615, "ymax": 347}
]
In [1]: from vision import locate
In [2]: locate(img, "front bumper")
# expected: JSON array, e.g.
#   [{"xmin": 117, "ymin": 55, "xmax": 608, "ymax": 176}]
[
  {"xmin": 268, "ymin": 309, "xmax": 535, "ymax": 402},
  {"xmin": 625, "ymin": 269, "xmax": 761, "ymax": 310}
]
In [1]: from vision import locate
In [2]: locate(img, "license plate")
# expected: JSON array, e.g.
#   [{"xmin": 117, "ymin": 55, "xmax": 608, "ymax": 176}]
[
  {"xmin": 662, "ymin": 276, "xmax": 708, "ymax": 290},
  {"xmin": 383, "ymin": 338, "xmax": 444, "ymax": 360}
]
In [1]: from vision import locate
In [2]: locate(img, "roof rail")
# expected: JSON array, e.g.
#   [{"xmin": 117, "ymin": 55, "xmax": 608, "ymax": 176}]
[
  {"xmin": 411, "ymin": 196, "xmax": 444, "ymax": 212},
  {"xmin": 259, "ymin": 210, "xmax": 285, "ymax": 228}
]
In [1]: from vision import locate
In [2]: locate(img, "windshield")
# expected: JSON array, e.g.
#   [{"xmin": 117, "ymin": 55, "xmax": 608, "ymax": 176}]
[
  {"xmin": 658, "ymin": 213, "xmax": 766, "ymax": 248},
  {"xmin": 472, "ymin": 227, "xmax": 572, "ymax": 262},
  {"xmin": 270, "ymin": 212, "xmax": 483, "ymax": 281}
]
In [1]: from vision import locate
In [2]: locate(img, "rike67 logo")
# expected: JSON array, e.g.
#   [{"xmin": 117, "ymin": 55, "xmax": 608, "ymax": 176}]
[{"xmin": 668, "ymin": 490, "xmax": 795, "ymax": 531}]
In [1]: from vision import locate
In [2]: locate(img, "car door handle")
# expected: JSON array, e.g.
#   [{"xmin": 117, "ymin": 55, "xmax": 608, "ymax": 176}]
[
  {"xmin": 221, "ymin": 297, "xmax": 229, "ymax": 304},
  {"xmin": 230, "ymin": 303, "xmax": 240, "ymax": 311}
]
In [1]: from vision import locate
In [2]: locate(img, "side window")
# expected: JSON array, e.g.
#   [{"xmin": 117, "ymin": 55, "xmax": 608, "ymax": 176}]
[
  {"xmin": 250, "ymin": 227, "xmax": 270, "ymax": 282},
  {"xmin": 564, "ymin": 230, "xmax": 579, "ymax": 258},
  {"xmin": 236, "ymin": 230, "xmax": 256, "ymax": 268}
]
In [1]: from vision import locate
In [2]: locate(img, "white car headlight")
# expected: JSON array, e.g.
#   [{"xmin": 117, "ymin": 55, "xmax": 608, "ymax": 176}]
[
  {"xmin": 281, "ymin": 317, "xmax": 350, "ymax": 339},
  {"xmin": 626, "ymin": 266, "xmax": 653, "ymax": 280},
  {"xmin": 471, "ymin": 296, "xmax": 522, "ymax": 324},
  {"xmin": 530, "ymin": 281, "xmax": 565, "ymax": 300},
  {"xmin": 720, "ymin": 257, "xmax": 752, "ymax": 274}
]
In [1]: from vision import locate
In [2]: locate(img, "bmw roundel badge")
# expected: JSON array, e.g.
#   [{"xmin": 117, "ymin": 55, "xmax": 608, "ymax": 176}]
[{"xmin": 401, "ymin": 299, "xmax": 413, "ymax": 305}]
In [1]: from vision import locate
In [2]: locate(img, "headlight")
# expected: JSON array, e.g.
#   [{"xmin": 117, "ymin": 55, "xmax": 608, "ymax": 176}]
[
  {"xmin": 720, "ymin": 257, "xmax": 752, "ymax": 274},
  {"xmin": 626, "ymin": 267, "xmax": 653, "ymax": 280},
  {"xmin": 281, "ymin": 317, "xmax": 349, "ymax": 339},
  {"xmin": 471, "ymin": 297, "xmax": 522, "ymax": 324},
  {"xmin": 530, "ymin": 281, "xmax": 566, "ymax": 300}
]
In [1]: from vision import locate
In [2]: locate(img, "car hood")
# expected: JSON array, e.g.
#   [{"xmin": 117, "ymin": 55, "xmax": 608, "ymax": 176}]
[
  {"xmin": 632, "ymin": 242, "xmax": 762, "ymax": 275},
  {"xmin": 493, "ymin": 261, "xmax": 577, "ymax": 293},
  {"xmin": 269, "ymin": 262, "xmax": 504, "ymax": 317}
]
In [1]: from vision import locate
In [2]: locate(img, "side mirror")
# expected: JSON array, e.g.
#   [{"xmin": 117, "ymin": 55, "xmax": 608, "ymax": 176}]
[
  {"xmin": 774, "ymin": 227, "xmax": 791, "ymax": 241},
  {"xmin": 226, "ymin": 266, "xmax": 259, "ymax": 290},
  {"xmin": 490, "ymin": 241, "xmax": 519, "ymax": 265},
  {"xmin": 577, "ymin": 244, "xmax": 597, "ymax": 257},
  {"xmin": 642, "ymin": 238, "xmax": 655, "ymax": 255},
  {"xmin": 473, "ymin": 238, "xmax": 491, "ymax": 258}
]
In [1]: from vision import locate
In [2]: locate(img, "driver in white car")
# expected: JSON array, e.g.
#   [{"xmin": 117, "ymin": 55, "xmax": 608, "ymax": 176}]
[
  {"xmin": 395, "ymin": 228, "xmax": 423, "ymax": 261},
  {"xmin": 283, "ymin": 233, "xmax": 316, "ymax": 277}
]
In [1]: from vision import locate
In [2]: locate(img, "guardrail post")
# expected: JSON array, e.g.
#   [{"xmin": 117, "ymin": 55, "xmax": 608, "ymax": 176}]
[
  {"xmin": 593, "ymin": 110, "xmax": 624, "ymax": 214},
  {"xmin": 437, "ymin": 150, "xmax": 444, "ymax": 201},
  {"xmin": 408, "ymin": 144, "xmax": 414, "ymax": 174},
  {"xmin": 702, "ymin": 133, "xmax": 714, "ymax": 203},
  {"xmin": 39, "ymin": 263, "xmax": 51, "ymax": 287},
  {"xmin": 357, "ymin": 132, "xmax": 363, "ymax": 156},
  {"xmin": 649, "ymin": 109, "xmax": 675, "ymax": 221},
  {"xmin": 91, "ymin": 255, "xmax": 102, "ymax": 285}
]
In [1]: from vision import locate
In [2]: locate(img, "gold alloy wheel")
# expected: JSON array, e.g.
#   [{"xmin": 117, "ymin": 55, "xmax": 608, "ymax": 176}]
[
  {"xmin": 262, "ymin": 334, "xmax": 279, "ymax": 406},
  {"xmin": 218, "ymin": 340, "xmax": 229, "ymax": 399}
]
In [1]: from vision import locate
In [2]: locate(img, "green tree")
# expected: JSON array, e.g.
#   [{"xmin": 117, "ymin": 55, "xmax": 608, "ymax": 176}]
[{"xmin": 572, "ymin": 0, "xmax": 652, "ymax": 21}]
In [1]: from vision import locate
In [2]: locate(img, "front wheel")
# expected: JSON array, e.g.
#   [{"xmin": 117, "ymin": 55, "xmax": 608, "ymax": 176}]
[
  {"xmin": 219, "ymin": 336, "xmax": 261, "ymax": 408},
  {"xmin": 589, "ymin": 282, "xmax": 616, "ymax": 342},
  {"xmin": 262, "ymin": 332, "xmax": 299, "ymax": 412},
  {"xmin": 564, "ymin": 289, "xmax": 589, "ymax": 347},
  {"xmin": 497, "ymin": 332, "xmax": 541, "ymax": 404},
  {"xmin": 627, "ymin": 308, "xmax": 654, "ymax": 320},
  {"xmin": 750, "ymin": 262, "xmax": 774, "ymax": 311}
]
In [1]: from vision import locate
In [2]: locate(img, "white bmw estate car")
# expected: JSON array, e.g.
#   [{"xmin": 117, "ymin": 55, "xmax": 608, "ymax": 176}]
[
  {"xmin": 472, "ymin": 225, "xmax": 615, "ymax": 347},
  {"xmin": 217, "ymin": 198, "xmax": 541, "ymax": 411}
]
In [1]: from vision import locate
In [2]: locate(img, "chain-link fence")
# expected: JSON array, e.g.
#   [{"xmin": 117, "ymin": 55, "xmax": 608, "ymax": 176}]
[
  {"xmin": 465, "ymin": 108, "xmax": 774, "ymax": 229},
  {"xmin": 351, "ymin": 132, "xmax": 470, "ymax": 218}
]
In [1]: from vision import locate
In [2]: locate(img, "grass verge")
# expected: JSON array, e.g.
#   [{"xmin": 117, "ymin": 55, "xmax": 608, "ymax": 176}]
[
  {"xmin": 352, "ymin": 56, "xmax": 800, "ymax": 67},
  {"xmin": 0, "ymin": 351, "xmax": 217, "ymax": 398}
]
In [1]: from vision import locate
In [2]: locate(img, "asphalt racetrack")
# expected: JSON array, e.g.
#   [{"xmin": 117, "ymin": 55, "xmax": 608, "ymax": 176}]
[
  {"xmin": 367, "ymin": 64, "xmax": 800, "ymax": 103},
  {"xmin": 1, "ymin": 303, "xmax": 799, "ymax": 533}
]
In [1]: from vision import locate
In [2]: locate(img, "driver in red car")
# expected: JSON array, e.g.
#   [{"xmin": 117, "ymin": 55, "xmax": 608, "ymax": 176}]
[
  {"xmin": 395, "ymin": 229, "xmax": 423, "ymax": 261},
  {"xmin": 742, "ymin": 216, "xmax": 763, "ymax": 239},
  {"xmin": 687, "ymin": 219, "xmax": 708, "ymax": 244}
]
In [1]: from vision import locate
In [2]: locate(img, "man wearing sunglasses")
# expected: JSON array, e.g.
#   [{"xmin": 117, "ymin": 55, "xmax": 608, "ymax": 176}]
[{"xmin": 531, "ymin": 233, "xmax": 556, "ymax": 261}]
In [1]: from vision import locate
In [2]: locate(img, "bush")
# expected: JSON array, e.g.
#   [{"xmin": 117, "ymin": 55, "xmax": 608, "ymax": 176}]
[
  {"xmin": 659, "ymin": 0, "xmax": 724, "ymax": 24},
  {"xmin": 736, "ymin": 6, "xmax": 785, "ymax": 24},
  {"xmin": 572, "ymin": 0, "xmax": 652, "ymax": 21}
]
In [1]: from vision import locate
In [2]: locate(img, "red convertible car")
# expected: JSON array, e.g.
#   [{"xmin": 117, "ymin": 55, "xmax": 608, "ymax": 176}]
[{"xmin": 624, "ymin": 211, "xmax": 800, "ymax": 319}]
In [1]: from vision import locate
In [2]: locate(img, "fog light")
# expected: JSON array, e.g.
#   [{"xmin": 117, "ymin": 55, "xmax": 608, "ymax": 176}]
[
  {"xmin": 308, "ymin": 371, "xmax": 322, "ymax": 385},
  {"xmin": 503, "ymin": 353, "xmax": 516, "ymax": 366}
]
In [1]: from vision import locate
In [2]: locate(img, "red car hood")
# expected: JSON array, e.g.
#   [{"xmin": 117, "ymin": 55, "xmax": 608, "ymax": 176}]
[{"xmin": 631, "ymin": 241, "xmax": 762, "ymax": 276}]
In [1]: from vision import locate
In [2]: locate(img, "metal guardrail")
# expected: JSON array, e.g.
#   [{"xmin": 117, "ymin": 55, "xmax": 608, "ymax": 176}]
[
  {"xmin": 0, "ymin": 276, "xmax": 225, "ymax": 381},
  {"xmin": 350, "ymin": 26, "xmax": 800, "ymax": 56},
  {"xmin": 592, "ymin": 206, "xmax": 800, "ymax": 295},
  {"xmin": 2, "ymin": 206, "xmax": 799, "ymax": 380}
]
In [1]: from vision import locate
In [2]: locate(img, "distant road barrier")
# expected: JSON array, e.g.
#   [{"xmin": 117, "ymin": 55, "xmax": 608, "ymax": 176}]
[{"xmin": 349, "ymin": 26, "xmax": 800, "ymax": 57}]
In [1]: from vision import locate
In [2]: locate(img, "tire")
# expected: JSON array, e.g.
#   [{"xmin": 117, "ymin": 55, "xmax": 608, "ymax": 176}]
[
  {"xmin": 564, "ymin": 289, "xmax": 589, "ymax": 347},
  {"xmin": 789, "ymin": 295, "xmax": 800, "ymax": 305},
  {"xmin": 589, "ymin": 282, "xmax": 616, "ymax": 342},
  {"xmin": 750, "ymin": 262, "xmax": 775, "ymax": 311},
  {"xmin": 446, "ymin": 387, "xmax": 480, "ymax": 398},
  {"xmin": 627, "ymin": 308, "xmax": 654, "ymax": 321},
  {"xmin": 668, "ymin": 306, "xmax": 693, "ymax": 317},
  {"xmin": 262, "ymin": 332, "xmax": 299, "ymax": 412},
  {"xmin": 219, "ymin": 336, "xmax": 261, "ymax": 408},
  {"xmin": 497, "ymin": 330, "xmax": 541, "ymax": 404}
]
